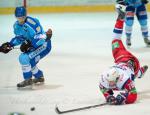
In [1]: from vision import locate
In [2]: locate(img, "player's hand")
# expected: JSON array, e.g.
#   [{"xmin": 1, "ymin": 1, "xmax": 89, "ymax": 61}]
[
  {"xmin": 46, "ymin": 28, "xmax": 52, "ymax": 40},
  {"xmin": 115, "ymin": 93, "xmax": 128, "ymax": 105},
  {"xmin": 106, "ymin": 95, "xmax": 117, "ymax": 105},
  {"xmin": 0, "ymin": 42, "xmax": 13, "ymax": 54},
  {"xmin": 20, "ymin": 40, "xmax": 32, "ymax": 53}
]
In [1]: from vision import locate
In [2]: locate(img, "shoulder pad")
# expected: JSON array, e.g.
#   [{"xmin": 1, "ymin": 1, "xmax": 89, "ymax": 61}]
[{"xmin": 26, "ymin": 17, "xmax": 36, "ymax": 25}]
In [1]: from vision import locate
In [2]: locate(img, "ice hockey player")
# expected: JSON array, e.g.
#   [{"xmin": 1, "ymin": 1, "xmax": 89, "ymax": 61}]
[
  {"xmin": 0, "ymin": 6, "xmax": 52, "ymax": 88},
  {"xmin": 116, "ymin": 0, "xmax": 150, "ymax": 47},
  {"xmin": 99, "ymin": 4, "xmax": 148, "ymax": 105}
]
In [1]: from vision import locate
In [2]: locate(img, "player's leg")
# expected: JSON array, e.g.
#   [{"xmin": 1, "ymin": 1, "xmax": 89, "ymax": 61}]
[
  {"xmin": 125, "ymin": 6, "xmax": 135, "ymax": 47},
  {"xmin": 17, "ymin": 53, "xmax": 33, "ymax": 88},
  {"xmin": 29, "ymin": 40, "xmax": 51, "ymax": 84},
  {"xmin": 136, "ymin": 4, "xmax": 150, "ymax": 46},
  {"xmin": 31, "ymin": 66, "xmax": 44, "ymax": 84},
  {"xmin": 112, "ymin": 12, "xmax": 127, "ymax": 61}
]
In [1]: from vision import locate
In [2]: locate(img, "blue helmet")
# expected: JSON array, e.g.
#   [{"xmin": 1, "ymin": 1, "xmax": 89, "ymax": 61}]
[{"xmin": 15, "ymin": 6, "xmax": 27, "ymax": 17}]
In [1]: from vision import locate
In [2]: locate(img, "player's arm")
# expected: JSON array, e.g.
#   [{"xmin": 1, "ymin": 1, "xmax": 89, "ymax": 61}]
[{"xmin": 99, "ymin": 84, "xmax": 117, "ymax": 105}]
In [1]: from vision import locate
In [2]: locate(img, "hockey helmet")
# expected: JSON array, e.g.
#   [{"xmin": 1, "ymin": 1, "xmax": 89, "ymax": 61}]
[
  {"xmin": 106, "ymin": 67, "xmax": 119, "ymax": 82},
  {"xmin": 15, "ymin": 6, "xmax": 27, "ymax": 17}
]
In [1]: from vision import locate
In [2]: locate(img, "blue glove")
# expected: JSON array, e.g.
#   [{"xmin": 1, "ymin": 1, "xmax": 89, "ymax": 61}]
[{"xmin": 115, "ymin": 93, "xmax": 128, "ymax": 105}]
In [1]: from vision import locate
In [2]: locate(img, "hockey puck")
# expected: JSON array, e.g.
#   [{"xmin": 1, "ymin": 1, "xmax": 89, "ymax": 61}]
[{"xmin": 30, "ymin": 107, "xmax": 35, "ymax": 111}]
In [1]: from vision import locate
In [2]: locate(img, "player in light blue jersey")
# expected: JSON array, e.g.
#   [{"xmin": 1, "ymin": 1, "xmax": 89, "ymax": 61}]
[
  {"xmin": 116, "ymin": 0, "xmax": 150, "ymax": 47},
  {"xmin": 0, "ymin": 6, "xmax": 52, "ymax": 88}
]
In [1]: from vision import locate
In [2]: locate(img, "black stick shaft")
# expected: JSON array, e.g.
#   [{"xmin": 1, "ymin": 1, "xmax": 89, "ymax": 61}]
[{"xmin": 55, "ymin": 103, "xmax": 107, "ymax": 114}]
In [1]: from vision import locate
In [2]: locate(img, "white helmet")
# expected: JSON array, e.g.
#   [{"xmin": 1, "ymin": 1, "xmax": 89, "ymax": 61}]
[{"xmin": 106, "ymin": 67, "xmax": 119, "ymax": 82}]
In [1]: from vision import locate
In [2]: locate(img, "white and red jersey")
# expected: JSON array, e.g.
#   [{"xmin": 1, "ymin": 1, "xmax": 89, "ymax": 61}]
[{"xmin": 99, "ymin": 63, "xmax": 137, "ymax": 104}]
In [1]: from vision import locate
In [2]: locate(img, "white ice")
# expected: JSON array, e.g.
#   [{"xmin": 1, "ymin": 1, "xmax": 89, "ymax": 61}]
[{"xmin": 0, "ymin": 12, "xmax": 150, "ymax": 115}]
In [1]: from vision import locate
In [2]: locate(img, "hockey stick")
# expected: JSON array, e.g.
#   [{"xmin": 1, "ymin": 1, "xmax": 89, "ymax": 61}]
[{"xmin": 55, "ymin": 102, "xmax": 108, "ymax": 114}]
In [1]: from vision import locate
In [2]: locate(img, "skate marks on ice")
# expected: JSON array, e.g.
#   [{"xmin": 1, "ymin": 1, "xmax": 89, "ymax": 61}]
[
  {"xmin": 138, "ymin": 89, "xmax": 150, "ymax": 101},
  {"xmin": 128, "ymin": 47, "xmax": 150, "ymax": 53},
  {"xmin": 0, "ymin": 84, "xmax": 63, "ymax": 93},
  {"xmin": 31, "ymin": 84, "xmax": 63, "ymax": 90}
]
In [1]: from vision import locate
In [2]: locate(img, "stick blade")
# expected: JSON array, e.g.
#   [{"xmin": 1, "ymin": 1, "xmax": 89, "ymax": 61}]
[{"xmin": 55, "ymin": 105, "xmax": 63, "ymax": 114}]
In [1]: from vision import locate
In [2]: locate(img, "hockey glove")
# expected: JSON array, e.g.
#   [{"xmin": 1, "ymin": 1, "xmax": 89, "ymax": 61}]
[
  {"xmin": 20, "ymin": 40, "xmax": 32, "ymax": 53},
  {"xmin": 0, "ymin": 42, "xmax": 13, "ymax": 54},
  {"xmin": 115, "ymin": 93, "xmax": 128, "ymax": 105},
  {"xmin": 106, "ymin": 95, "xmax": 117, "ymax": 105},
  {"xmin": 46, "ymin": 28, "xmax": 52, "ymax": 41},
  {"xmin": 141, "ymin": 0, "xmax": 149, "ymax": 4}
]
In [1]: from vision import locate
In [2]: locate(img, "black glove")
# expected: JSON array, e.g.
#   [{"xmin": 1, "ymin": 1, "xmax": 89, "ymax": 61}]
[
  {"xmin": 106, "ymin": 95, "xmax": 117, "ymax": 105},
  {"xmin": 0, "ymin": 42, "xmax": 13, "ymax": 54},
  {"xmin": 141, "ymin": 0, "xmax": 149, "ymax": 4},
  {"xmin": 20, "ymin": 40, "xmax": 32, "ymax": 53},
  {"xmin": 115, "ymin": 93, "xmax": 128, "ymax": 105}
]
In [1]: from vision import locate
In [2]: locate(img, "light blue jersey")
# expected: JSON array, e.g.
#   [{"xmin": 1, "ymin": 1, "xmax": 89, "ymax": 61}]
[
  {"xmin": 10, "ymin": 16, "xmax": 46, "ymax": 48},
  {"xmin": 9, "ymin": 16, "xmax": 52, "ymax": 80}
]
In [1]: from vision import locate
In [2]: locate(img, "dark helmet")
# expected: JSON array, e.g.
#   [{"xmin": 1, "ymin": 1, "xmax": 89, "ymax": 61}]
[{"xmin": 15, "ymin": 6, "xmax": 27, "ymax": 17}]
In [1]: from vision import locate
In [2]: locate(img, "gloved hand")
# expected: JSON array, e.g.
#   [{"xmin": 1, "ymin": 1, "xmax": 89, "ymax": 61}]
[
  {"xmin": 0, "ymin": 42, "xmax": 13, "ymax": 54},
  {"xmin": 106, "ymin": 95, "xmax": 117, "ymax": 105},
  {"xmin": 46, "ymin": 28, "xmax": 52, "ymax": 40},
  {"xmin": 115, "ymin": 93, "xmax": 128, "ymax": 105},
  {"xmin": 141, "ymin": 0, "xmax": 149, "ymax": 4},
  {"xmin": 20, "ymin": 40, "xmax": 32, "ymax": 53}
]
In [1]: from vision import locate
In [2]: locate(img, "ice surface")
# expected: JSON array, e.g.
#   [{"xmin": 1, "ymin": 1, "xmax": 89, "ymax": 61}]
[{"xmin": 0, "ymin": 12, "xmax": 150, "ymax": 115}]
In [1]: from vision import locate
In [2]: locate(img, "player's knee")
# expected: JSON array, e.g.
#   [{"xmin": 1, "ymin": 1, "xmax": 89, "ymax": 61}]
[
  {"xmin": 139, "ymin": 19, "xmax": 147, "ymax": 26},
  {"xmin": 125, "ymin": 20, "xmax": 134, "ymax": 27},
  {"xmin": 19, "ymin": 53, "xmax": 30, "ymax": 65},
  {"xmin": 126, "ymin": 93, "xmax": 137, "ymax": 104}
]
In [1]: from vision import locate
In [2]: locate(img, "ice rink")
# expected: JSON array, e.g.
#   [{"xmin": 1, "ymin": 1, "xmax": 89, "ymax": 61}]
[{"xmin": 0, "ymin": 12, "xmax": 150, "ymax": 115}]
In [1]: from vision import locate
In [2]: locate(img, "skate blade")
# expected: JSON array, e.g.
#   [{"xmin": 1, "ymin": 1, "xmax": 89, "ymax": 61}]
[
  {"xmin": 33, "ymin": 82, "xmax": 44, "ymax": 86},
  {"xmin": 17, "ymin": 85, "xmax": 33, "ymax": 90},
  {"xmin": 146, "ymin": 44, "xmax": 150, "ymax": 47}
]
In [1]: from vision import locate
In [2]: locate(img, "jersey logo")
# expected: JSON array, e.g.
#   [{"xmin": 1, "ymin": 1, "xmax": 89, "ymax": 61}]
[
  {"xmin": 27, "ymin": 18, "xmax": 36, "ymax": 25},
  {"xmin": 36, "ymin": 26, "xmax": 41, "ymax": 33},
  {"xmin": 112, "ymin": 41, "xmax": 119, "ymax": 50}
]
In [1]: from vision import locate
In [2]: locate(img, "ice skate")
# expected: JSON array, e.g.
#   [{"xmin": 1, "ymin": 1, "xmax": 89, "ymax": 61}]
[
  {"xmin": 126, "ymin": 38, "xmax": 131, "ymax": 47},
  {"xmin": 32, "ymin": 77, "xmax": 45, "ymax": 85},
  {"xmin": 17, "ymin": 78, "xmax": 33, "ymax": 88},
  {"xmin": 144, "ymin": 37, "xmax": 150, "ymax": 46},
  {"xmin": 138, "ymin": 65, "xmax": 148, "ymax": 78},
  {"xmin": 116, "ymin": 4, "xmax": 126, "ymax": 20}
]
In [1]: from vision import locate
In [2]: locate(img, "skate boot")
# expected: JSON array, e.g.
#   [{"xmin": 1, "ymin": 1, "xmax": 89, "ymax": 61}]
[
  {"xmin": 17, "ymin": 78, "xmax": 33, "ymax": 88},
  {"xmin": 126, "ymin": 38, "xmax": 131, "ymax": 47},
  {"xmin": 138, "ymin": 65, "xmax": 148, "ymax": 78},
  {"xmin": 116, "ymin": 4, "xmax": 126, "ymax": 20},
  {"xmin": 33, "ymin": 77, "xmax": 45, "ymax": 85},
  {"xmin": 144, "ymin": 37, "xmax": 150, "ymax": 46}
]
